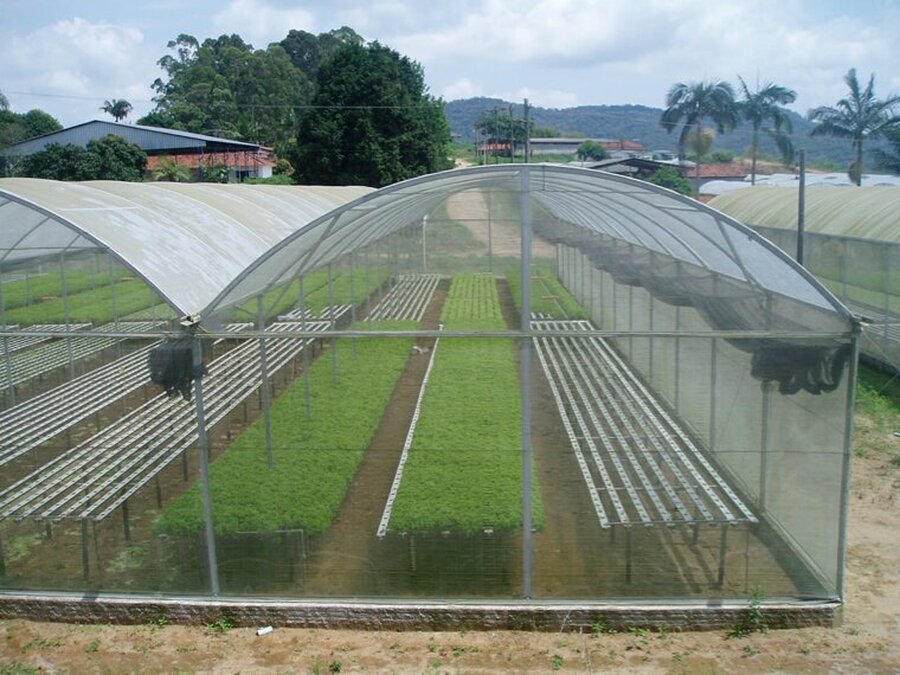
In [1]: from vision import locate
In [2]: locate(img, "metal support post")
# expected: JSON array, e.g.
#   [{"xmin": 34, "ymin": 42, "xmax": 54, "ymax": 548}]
[
  {"xmin": 1, "ymin": 261, "xmax": 15, "ymax": 405},
  {"xmin": 122, "ymin": 493, "xmax": 131, "ymax": 542},
  {"xmin": 709, "ymin": 337, "xmax": 718, "ymax": 450},
  {"xmin": 300, "ymin": 276, "xmax": 312, "ymax": 420},
  {"xmin": 488, "ymin": 189, "xmax": 494, "ymax": 274},
  {"xmin": 350, "ymin": 253, "xmax": 357, "ymax": 359},
  {"xmin": 193, "ymin": 334, "xmax": 220, "ymax": 595},
  {"xmin": 759, "ymin": 381, "xmax": 774, "ymax": 514},
  {"xmin": 257, "ymin": 297, "xmax": 275, "ymax": 469},
  {"xmin": 519, "ymin": 166, "xmax": 534, "ymax": 599},
  {"xmin": 717, "ymin": 525, "xmax": 729, "ymax": 588},
  {"xmin": 421, "ymin": 216, "xmax": 428, "ymax": 274},
  {"xmin": 60, "ymin": 253, "xmax": 75, "ymax": 381},
  {"xmin": 81, "ymin": 518, "xmax": 90, "ymax": 582},
  {"xmin": 328, "ymin": 263, "xmax": 338, "ymax": 384},
  {"xmin": 836, "ymin": 325, "xmax": 861, "ymax": 599}
]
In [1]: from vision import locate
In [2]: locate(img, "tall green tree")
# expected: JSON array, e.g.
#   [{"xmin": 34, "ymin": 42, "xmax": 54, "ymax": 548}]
[
  {"xmin": 660, "ymin": 80, "xmax": 738, "ymax": 161},
  {"xmin": 808, "ymin": 68, "xmax": 900, "ymax": 185},
  {"xmin": 145, "ymin": 33, "xmax": 311, "ymax": 151},
  {"xmin": 737, "ymin": 76, "xmax": 797, "ymax": 184},
  {"xmin": 279, "ymin": 26, "xmax": 363, "ymax": 81},
  {"xmin": 645, "ymin": 166, "xmax": 692, "ymax": 196},
  {"xmin": 293, "ymin": 41, "xmax": 452, "ymax": 187},
  {"xmin": 17, "ymin": 135, "xmax": 146, "ymax": 181},
  {"xmin": 474, "ymin": 107, "xmax": 526, "ymax": 162},
  {"xmin": 101, "ymin": 99, "xmax": 133, "ymax": 122},
  {"xmin": 86, "ymin": 135, "xmax": 147, "ymax": 180},
  {"xmin": 576, "ymin": 140, "xmax": 609, "ymax": 161}
]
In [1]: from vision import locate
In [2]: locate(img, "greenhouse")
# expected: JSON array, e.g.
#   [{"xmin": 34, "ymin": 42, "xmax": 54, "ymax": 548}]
[
  {"xmin": 711, "ymin": 185, "xmax": 900, "ymax": 370},
  {"xmin": 0, "ymin": 166, "xmax": 858, "ymax": 628}
]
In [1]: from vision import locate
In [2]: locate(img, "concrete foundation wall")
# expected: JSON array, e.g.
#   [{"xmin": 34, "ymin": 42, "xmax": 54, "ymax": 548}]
[{"xmin": 0, "ymin": 593, "xmax": 840, "ymax": 632}]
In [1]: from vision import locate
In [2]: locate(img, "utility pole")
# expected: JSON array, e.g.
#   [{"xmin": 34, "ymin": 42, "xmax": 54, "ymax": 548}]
[
  {"xmin": 524, "ymin": 98, "xmax": 531, "ymax": 163},
  {"xmin": 797, "ymin": 149, "xmax": 806, "ymax": 265},
  {"xmin": 509, "ymin": 104, "xmax": 515, "ymax": 163}
]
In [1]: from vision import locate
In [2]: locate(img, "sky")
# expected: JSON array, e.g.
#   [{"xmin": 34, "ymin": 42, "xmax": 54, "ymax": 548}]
[{"xmin": 2, "ymin": 0, "xmax": 899, "ymax": 127}]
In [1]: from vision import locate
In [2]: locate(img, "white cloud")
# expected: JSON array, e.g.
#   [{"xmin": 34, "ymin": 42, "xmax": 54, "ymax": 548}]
[
  {"xmin": 506, "ymin": 87, "xmax": 578, "ymax": 109},
  {"xmin": 441, "ymin": 78, "xmax": 481, "ymax": 101},
  {"xmin": 0, "ymin": 17, "xmax": 156, "ymax": 124},
  {"xmin": 213, "ymin": 0, "xmax": 316, "ymax": 47}
]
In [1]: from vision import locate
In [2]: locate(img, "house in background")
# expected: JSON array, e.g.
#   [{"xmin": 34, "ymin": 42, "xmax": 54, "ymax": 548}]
[{"xmin": 0, "ymin": 120, "xmax": 275, "ymax": 181}]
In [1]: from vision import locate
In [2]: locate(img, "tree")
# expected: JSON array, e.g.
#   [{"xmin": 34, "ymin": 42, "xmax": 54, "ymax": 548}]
[
  {"xmin": 737, "ymin": 76, "xmax": 797, "ymax": 184},
  {"xmin": 17, "ymin": 135, "xmax": 146, "ymax": 181},
  {"xmin": 101, "ymin": 99, "xmax": 133, "ymax": 122},
  {"xmin": 153, "ymin": 155, "xmax": 192, "ymax": 182},
  {"xmin": 0, "ymin": 90, "xmax": 8, "ymax": 111},
  {"xmin": 645, "ymin": 166, "xmax": 692, "ymax": 196},
  {"xmin": 18, "ymin": 143, "xmax": 96, "ymax": 180},
  {"xmin": 293, "ymin": 41, "xmax": 452, "ymax": 187},
  {"xmin": 146, "ymin": 33, "xmax": 311, "ymax": 152},
  {"xmin": 474, "ymin": 108, "xmax": 527, "ymax": 162},
  {"xmin": 660, "ymin": 80, "xmax": 738, "ymax": 161},
  {"xmin": 576, "ymin": 140, "xmax": 609, "ymax": 162},
  {"xmin": 86, "ymin": 135, "xmax": 147, "ymax": 180},
  {"xmin": 279, "ymin": 26, "xmax": 363, "ymax": 81},
  {"xmin": 686, "ymin": 127, "xmax": 716, "ymax": 196},
  {"xmin": 808, "ymin": 68, "xmax": 900, "ymax": 185}
]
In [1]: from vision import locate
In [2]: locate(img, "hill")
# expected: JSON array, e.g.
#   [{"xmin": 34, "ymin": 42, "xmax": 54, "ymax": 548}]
[{"xmin": 444, "ymin": 97, "xmax": 867, "ymax": 168}]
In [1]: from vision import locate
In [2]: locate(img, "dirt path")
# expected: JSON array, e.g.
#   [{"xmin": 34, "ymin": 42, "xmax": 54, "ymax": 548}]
[
  {"xmin": 444, "ymin": 190, "xmax": 555, "ymax": 259},
  {"xmin": 304, "ymin": 287, "xmax": 447, "ymax": 596}
]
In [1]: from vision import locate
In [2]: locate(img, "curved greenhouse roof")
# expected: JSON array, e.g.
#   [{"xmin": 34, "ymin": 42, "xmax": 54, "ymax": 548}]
[
  {"xmin": 0, "ymin": 178, "xmax": 373, "ymax": 317},
  {"xmin": 1, "ymin": 167, "xmax": 853, "ymax": 337},
  {"xmin": 205, "ymin": 164, "xmax": 853, "ymax": 332},
  {"xmin": 710, "ymin": 185, "xmax": 900, "ymax": 243}
]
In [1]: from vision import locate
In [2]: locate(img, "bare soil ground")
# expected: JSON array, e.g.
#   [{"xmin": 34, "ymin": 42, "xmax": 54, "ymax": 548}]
[{"xmin": 1, "ymin": 443, "xmax": 898, "ymax": 674}]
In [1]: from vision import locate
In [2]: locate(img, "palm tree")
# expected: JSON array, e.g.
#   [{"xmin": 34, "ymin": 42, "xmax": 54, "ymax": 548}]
[
  {"xmin": 687, "ymin": 127, "xmax": 716, "ymax": 196},
  {"xmin": 152, "ymin": 155, "xmax": 191, "ymax": 182},
  {"xmin": 808, "ymin": 68, "xmax": 900, "ymax": 185},
  {"xmin": 660, "ymin": 80, "xmax": 738, "ymax": 162},
  {"xmin": 101, "ymin": 99, "xmax": 133, "ymax": 123},
  {"xmin": 737, "ymin": 76, "xmax": 797, "ymax": 185}
]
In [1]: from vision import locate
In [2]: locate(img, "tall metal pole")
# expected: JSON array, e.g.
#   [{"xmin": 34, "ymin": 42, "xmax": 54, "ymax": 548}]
[
  {"xmin": 328, "ymin": 263, "xmax": 338, "ymax": 384},
  {"xmin": 524, "ymin": 98, "xmax": 531, "ymax": 163},
  {"xmin": 300, "ymin": 276, "xmax": 312, "ymax": 419},
  {"xmin": 836, "ymin": 323, "xmax": 861, "ymax": 599},
  {"xmin": 1, "ymin": 261, "xmax": 14, "ymax": 405},
  {"xmin": 193, "ymin": 334, "xmax": 220, "ymax": 595},
  {"xmin": 509, "ymin": 104, "xmax": 515, "ymax": 163},
  {"xmin": 421, "ymin": 215, "xmax": 428, "ymax": 274},
  {"xmin": 60, "ymin": 252, "xmax": 75, "ymax": 381},
  {"xmin": 797, "ymin": 149, "xmax": 806, "ymax": 265},
  {"xmin": 257, "ymin": 296, "xmax": 275, "ymax": 469},
  {"xmin": 519, "ymin": 166, "xmax": 534, "ymax": 599}
]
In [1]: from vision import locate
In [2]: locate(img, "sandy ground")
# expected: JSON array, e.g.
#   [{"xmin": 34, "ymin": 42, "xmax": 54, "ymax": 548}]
[{"xmin": 0, "ymin": 441, "xmax": 898, "ymax": 675}]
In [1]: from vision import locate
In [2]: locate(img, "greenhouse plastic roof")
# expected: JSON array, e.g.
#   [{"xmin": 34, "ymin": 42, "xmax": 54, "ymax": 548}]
[
  {"xmin": 710, "ymin": 185, "xmax": 900, "ymax": 242},
  {"xmin": 0, "ymin": 178, "xmax": 373, "ymax": 316},
  {"xmin": 0, "ymin": 167, "xmax": 853, "ymax": 335},
  {"xmin": 205, "ymin": 164, "xmax": 853, "ymax": 330}
]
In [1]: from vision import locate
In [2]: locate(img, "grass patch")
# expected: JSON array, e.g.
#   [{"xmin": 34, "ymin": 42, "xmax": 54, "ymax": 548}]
[
  {"xmin": 155, "ymin": 322, "xmax": 414, "ymax": 536},
  {"xmin": 390, "ymin": 274, "xmax": 544, "ymax": 533},
  {"xmin": 1, "ymin": 266, "xmax": 132, "ymax": 311},
  {"xmin": 506, "ymin": 265, "xmax": 587, "ymax": 319},
  {"xmin": 854, "ymin": 364, "xmax": 900, "ymax": 462},
  {"xmin": 4, "ymin": 277, "xmax": 163, "ymax": 325}
]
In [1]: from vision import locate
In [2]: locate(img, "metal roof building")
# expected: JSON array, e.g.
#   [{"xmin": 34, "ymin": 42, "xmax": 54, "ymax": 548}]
[{"xmin": 0, "ymin": 120, "xmax": 267, "ymax": 157}]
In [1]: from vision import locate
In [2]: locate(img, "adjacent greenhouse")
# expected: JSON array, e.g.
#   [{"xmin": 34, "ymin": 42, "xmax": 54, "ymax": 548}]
[
  {"xmin": 711, "ymin": 185, "xmax": 900, "ymax": 369},
  {"xmin": 0, "ymin": 167, "xmax": 858, "ymax": 628}
]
